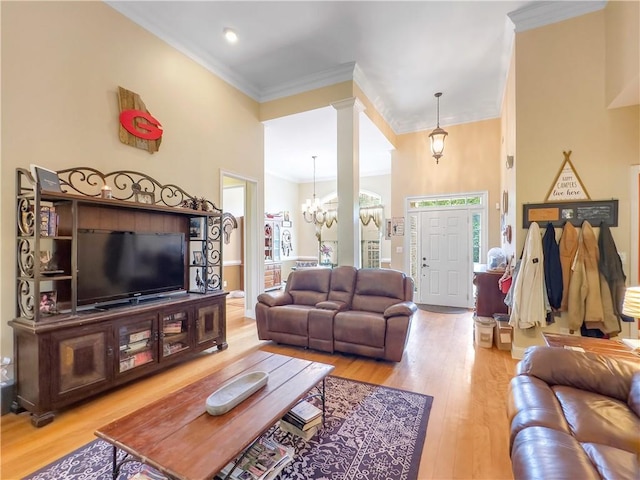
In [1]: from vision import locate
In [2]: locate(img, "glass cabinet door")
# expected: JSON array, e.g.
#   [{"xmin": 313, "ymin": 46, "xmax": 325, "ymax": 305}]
[
  {"xmin": 196, "ymin": 303, "xmax": 221, "ymax": 346},
  {"xmin": 273, "ymin": 223, "xmax": 281, "ymax": 262},
  {"xmin": 118, "ymin": 316, "xmax": 156, "ymax": 374},
  {"xmin": 161, "ymin": 309, "xmax": 190, "ymax": 358}
]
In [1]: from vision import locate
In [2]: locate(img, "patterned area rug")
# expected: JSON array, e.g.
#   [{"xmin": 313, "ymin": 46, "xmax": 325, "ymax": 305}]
[{"xmin": 24, "ymin": 376, "xmax": 433, "ymax": 480}]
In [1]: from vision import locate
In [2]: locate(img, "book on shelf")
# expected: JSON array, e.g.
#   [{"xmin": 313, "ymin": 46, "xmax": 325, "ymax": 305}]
[
  {"xmin": 281, "ymin": 411, "xmax": 323, "ymax": 431},
  {"xmin": 39, "ymin": 206, "xmax": 58, "ymax": 237},
  {"xmin": 279, "ymin": 418, "xmax": 319, "ymax": 441},
  {"xmin": 287, "ymin": 400, "xmax": 322, "ymax": 423},
  {"xmin": 129, "ymin": 329, "xmax": 151, "ymax": 343},
  {"xmin": 163, "ymin": 321, "xmax": 183, "ymax": 334},
  {"xmin": 215, "ymin": 437, "xmax": 294, "ymax": 480},
  {"xmin": 125, "ymin": 339, "xmax": 150, "ymax": 353}
]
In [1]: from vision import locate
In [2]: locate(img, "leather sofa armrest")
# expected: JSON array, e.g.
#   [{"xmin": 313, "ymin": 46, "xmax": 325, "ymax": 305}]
[
  {"xmin": 517, "ymin": 346, "xmax": 637, "ymax": 402},
  {"xmin": 316, "ymin": 300, "xmax": 349, "ymax": 311},
  {"xmin": 384, "ymin": 301, "xmax": 417, "ymax": 318},
  {"xmin": 257, "ymin": 292, "xmax": 293, "ymax": 307}
]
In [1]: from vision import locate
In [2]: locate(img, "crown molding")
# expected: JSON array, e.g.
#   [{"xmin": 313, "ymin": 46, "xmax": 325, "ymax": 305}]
[
  {"xmin": 259, "ymin": 62, "xmax": 357, "ymax": 102},
  {"xmin": 508, "ymin": 1, "xmax": 607, "ymax": 33},
  {"xmin": 105, "ymin": 1, "xmax": 262, "ymax": 99}
]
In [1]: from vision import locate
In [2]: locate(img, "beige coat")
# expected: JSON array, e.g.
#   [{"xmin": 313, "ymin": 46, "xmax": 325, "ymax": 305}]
[
  {"xmin": 559, "ymin": 222, "xmax": 578, "ymax": 312},
  {"xmin": 566, "ymin": 222, "xmax": 619, "ymax": 335}
]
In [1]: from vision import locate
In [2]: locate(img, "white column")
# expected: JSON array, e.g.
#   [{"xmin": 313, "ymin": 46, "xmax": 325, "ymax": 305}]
[{"xmin": 332, "ymin": 98, "xmax": 365, "ymax": 267}]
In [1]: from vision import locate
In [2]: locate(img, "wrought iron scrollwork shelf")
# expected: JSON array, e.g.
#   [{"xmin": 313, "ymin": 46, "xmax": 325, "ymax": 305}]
[{"xmin": 16, "ymin": 166, "xmax": 237, "ymax": 321}]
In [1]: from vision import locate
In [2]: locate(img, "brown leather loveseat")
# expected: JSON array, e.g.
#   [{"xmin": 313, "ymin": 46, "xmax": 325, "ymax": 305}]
[
  {"xmin": 255, "ymin": 266, "xmax": 416, "ymax": 362},
  {"xmin": 508, "ymin": 346, "xmax": 640, "ymax": 479}
]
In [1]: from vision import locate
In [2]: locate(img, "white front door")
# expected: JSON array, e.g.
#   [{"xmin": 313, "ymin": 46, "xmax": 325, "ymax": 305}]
[{"xmin": 419, "ymin": 209, "xmax": 470, "ymax": 307}]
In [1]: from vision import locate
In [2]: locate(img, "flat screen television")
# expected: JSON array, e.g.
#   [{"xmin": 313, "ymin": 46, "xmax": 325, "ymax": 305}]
[{"xmin": 77, "ymin": 230, "xmax": 185, "ymax": 307}]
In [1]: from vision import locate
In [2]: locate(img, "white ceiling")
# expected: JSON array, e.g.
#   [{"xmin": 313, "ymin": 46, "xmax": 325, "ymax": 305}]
[{"xmin": 106, "ymin": 1, "xmax": 606, "ymax": 182}]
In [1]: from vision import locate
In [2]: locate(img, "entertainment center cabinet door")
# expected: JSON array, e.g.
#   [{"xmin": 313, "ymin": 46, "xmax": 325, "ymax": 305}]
[
  {"xmin": 160, "ymin": 308, "xmax": 190, "ymax": 358},
  {"xmin": 116, "ymin": 314, "xmax": 158, "ymax": 376},
  {"xmin": 195, "ymin": 298, "xmax": 227, "ymax": 350},
  {"xmin": 49, "ymin": 324, "xmax": 113, "ymax": 414}
]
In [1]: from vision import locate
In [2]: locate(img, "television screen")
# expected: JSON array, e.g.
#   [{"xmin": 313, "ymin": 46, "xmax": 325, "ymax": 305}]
[{"xmin": 77, "ymin": 230, "xmax": 185, "ymax": 306}]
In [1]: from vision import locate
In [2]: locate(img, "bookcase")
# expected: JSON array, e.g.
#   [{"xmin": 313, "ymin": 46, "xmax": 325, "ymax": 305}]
[
  {"xmin": 264, "ymin": 215, "xmax": 282, "ymax": 290},
  {"xmin": 10, "ymin": 167, "xmax": 228, "ymax": 426}
]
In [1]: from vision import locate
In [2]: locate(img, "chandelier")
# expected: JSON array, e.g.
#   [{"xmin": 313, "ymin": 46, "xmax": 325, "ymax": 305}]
[
  {"xmin": 301, "ymin": 155, "xmax": 326, "ymax": 226},
  {"xmin": 429, "ymin": 92, "xmax": 448, "ymax": 164}
]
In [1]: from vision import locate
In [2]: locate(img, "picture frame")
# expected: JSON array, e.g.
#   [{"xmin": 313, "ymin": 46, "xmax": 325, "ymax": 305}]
[
  {"xmin": 39, "ymin": 290, "xmax": 58, "ymax": 315},
  {"xmin": 189, "ymin": 217, "xmax": 203, "ymax": 238},
  {"xmin": 30, "ymin": 164, "xmax": 62, "ymax": 193},
  {"xmin": 134, "ymin": 191, "xmax": 155, "ymax": 205},
  {"xmin": 192, "ymin": 251, "xmax": 204, "ymax": 266}
]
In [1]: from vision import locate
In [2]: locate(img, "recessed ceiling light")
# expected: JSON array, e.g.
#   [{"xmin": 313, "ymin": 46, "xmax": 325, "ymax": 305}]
[{"xmin": 223, "ymin": 28, "xmax": 238, "ymax": 44}]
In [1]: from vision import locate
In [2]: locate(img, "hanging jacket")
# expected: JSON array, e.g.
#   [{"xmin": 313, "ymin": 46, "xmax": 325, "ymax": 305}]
[
  {"xmin": 567, "ymin": 236, "xmax": 587, "ymax": 332},
  {"xmin": 509, "ymin": 222, "xmax": 546, "ymax": 329},
  {"xmin": 581, "ymin": 221, "xmax": 605, "ymax": 326},
  {"xmin": 559, "ymin": 222, "xmax": 578, "ymax": 311},
  {"xmin": 542, "ymin": 222, "xmax": 563, "ymax": 310},
  {"xmin": 598, "ymin": 223, "xmax": 632, "ymax": 323}
]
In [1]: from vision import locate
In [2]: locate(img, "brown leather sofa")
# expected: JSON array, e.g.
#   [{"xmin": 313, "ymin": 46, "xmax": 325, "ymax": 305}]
[
  {"xmin": 508, "ymin": 346, "xmax": 640, "ymax": 480},
  {"xmin": 255, "ymin": 266, "xmax": 416, "ymax": 362}
]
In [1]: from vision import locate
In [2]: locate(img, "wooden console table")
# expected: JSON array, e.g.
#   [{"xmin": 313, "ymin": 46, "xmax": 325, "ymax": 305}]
[
  {"xmin": 542, "ymin": 332, "xmax": 640, "ymax": 361},
  {"xmin": 95, "ymin": 351, "xmax": 334, "ymax": 480}
]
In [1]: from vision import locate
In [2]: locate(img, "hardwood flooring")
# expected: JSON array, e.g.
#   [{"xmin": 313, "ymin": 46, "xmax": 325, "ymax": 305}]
[{"xmin": 0, "ymin": 298, "xmax": 518, "ymax": 479}]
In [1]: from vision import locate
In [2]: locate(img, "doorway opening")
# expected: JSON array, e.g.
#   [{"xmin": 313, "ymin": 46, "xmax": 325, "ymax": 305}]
[
  {"xmin": 221, "ymin": 172, "xmax": 259, "ymax": 317},
  {"xmin": 406, "ymin": 192, "xmax": 488, "ymax": 308}
]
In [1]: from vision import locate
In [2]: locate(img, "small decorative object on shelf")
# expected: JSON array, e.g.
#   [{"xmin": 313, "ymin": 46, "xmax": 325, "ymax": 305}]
[
  {"xmin": 181, "ymin": 196, "xmax": 210, "ymax": 211},
  {"xmin": 39, "ymin": 291, "xmax": 57, "ymax": 315},
  {"xmin": 101, "ymin": 184, "xmax": 113, "ymax": 199},
  {"xmin": 189, "ymin": 217, "xmax": 203, "ymax": 238},
  {"xmin": 134, "ymin": 191, "xmax": 154, "ymax": 204},
  {"xmin": 193, "ymin": 251, "xmax": 204, "ymax": 266}
]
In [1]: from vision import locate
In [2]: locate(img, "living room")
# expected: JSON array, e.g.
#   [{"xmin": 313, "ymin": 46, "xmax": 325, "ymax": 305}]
[{"xmin": 2, "ymin": 1, "xmax": 639, "ymax": 479}]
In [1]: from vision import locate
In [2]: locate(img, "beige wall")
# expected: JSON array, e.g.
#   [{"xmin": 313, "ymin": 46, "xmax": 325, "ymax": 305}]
[
  {"xmin": 513, "ymin": 9, "xmax": 639, "ymax": 353},
  {"xmin": 390, "ymin": 119, "xmax": 503, "ymax": 269},
  {"xmin": 605, "ymin": 0, "xmax": 639, "ymax": 108},
  {"xmin": 500, "ymin": 49, "xmax": 517, "ymax": 260},
  {"xmin": 1, "ymin": 2, "xmax": 264, "ymax": 358}
]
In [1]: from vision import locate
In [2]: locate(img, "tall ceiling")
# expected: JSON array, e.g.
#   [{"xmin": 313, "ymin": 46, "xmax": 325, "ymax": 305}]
[{"xmin": 107, "ymin": 1, "xmax": 606, "ymax": 182}]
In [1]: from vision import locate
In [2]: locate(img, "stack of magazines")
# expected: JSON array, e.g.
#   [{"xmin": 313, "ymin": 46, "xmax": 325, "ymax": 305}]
[{"xmin": 215, "ymin": 437, "xmax": 294, "ymax": 480}]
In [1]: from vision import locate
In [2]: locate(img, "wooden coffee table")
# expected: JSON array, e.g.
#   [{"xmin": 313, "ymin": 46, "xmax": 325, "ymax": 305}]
[
  {"xmin": 542, "ymin": 332, "xmax": 640, "ymax": 361},
  {"xmin": 95, "ymin": 351, "xmax": 334, "ymax": 480}
]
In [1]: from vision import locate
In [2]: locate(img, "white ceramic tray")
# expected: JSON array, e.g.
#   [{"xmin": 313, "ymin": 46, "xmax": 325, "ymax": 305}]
[{"xmin": 205, "ymin": 371, "xmax": 269, "ymax": 416}]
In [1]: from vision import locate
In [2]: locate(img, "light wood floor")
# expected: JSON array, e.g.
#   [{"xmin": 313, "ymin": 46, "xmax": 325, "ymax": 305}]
[{"xmin": 0, "ymin": 298, "xmax": 518, "ymax": 479}]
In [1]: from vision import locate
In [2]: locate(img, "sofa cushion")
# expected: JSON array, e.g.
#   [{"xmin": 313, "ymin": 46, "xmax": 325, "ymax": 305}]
[
  {"xmin": 517, "ymin": 346, "xmax": 636, "ymax": 402},
  {"xmin": 287, "ymin": 268, "xmax": 331, "ymax": 306},
  {"xmin": 508, "ymin": 375, "xmax": 571, "ymax": 450},
  {"xmin": 628, "ymin": 371, "xmax": 640, "ymax": 418},
  {"xmin": 582, "ymin": 443, "xmax": 639, "ymax": 480},
  {"xmin": 511, "ymin": 426, "xmax": 600, "ymax": 480},
  {"xmin": 334, "ymin": 311, "xmax": 386, "ymax": 348},
  {"xmin": 327, "ymin": 266, "xmax": 357, "ymax": 307},
  {"xmin": 352, "ymin": 268, "xmax": 406, "ymax": 313},
  {"xmin": 554, "ymin": 385, "xmax": 640, "ymax": 454},
  {"xmin": 268, "ymin": 305, "xmax": 313, "ymax": 335}
]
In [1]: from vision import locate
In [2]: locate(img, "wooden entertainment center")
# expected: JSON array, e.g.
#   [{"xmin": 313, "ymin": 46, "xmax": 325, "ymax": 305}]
[{"xmin": 11, "ymin": 167, "xmax": 229, "ymax": 427}]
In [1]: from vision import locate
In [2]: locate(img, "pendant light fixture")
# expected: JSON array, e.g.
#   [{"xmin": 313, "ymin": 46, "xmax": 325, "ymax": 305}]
[
  {"xmin": 301, "ymin": 155, "xmax": 326, "ymax": 226},
  {"xmin": 429, "ymin": 92, "xmax": 448, "ymax": 164}
]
